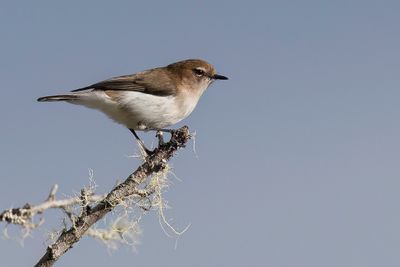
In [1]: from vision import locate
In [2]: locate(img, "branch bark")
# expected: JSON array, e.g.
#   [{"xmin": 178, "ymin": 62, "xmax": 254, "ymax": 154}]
[
  {"xmin": 0, "ymin": 190, "xmax": 105, "ymax": 230},
  {"xmin": 8, "ymin": 126, "xmax": 190, "ymax": 267}
]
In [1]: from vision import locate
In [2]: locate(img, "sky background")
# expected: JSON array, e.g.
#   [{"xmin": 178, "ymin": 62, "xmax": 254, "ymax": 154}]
[{"xmin": 1, "ymin": 0, "xmax": 400, "ymax": 266}]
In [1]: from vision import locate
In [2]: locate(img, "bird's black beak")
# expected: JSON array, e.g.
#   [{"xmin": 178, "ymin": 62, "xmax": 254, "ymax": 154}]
[{"xmin": 212, "ymin": 74, "xmax": 228, "ymax": 80}]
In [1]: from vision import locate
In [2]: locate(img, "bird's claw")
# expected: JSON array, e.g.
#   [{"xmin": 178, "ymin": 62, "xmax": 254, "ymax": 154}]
[{"xmin": 156, "ymin": 131, "xmax": 165, "ymax": 147}]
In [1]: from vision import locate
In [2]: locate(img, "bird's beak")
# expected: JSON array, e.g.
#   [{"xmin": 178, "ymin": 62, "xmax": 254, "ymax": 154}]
[{"xmin": 212, "ymin": 74, "xmax": 229, "ymax": 80}]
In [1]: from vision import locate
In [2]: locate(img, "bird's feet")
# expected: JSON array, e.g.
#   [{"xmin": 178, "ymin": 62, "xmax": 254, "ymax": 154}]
[
  {"xmin": 136, "ymin": 139, "xmax": 155, "ymax": 157},
  {"xmin": 130, "ymin": 128, "xmax": 175, "ymax": 159},
  {"xmin": 156, "ymin": 130, "xmax": 165, "ymax": 146}
]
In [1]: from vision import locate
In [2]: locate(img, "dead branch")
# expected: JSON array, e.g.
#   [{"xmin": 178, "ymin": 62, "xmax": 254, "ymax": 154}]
[
  {"xmin": 31, "ymin": 126, "xmax": 191, "ymax": 267},
  {"xmin": 0, "ymin": 184, "xmax": 105, "ymax": 231}
]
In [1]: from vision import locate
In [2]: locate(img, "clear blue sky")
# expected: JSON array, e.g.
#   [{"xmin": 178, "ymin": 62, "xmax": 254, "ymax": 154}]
[{"xmin": 1, "ymin": 1, "xmax": 400, "ymax": 266}]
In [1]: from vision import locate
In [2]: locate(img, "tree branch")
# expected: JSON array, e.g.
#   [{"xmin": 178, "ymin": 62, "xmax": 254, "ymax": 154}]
[
  {"xmin": 33, "ymin": 126, "xmax": 191, "ymax": 267},
  {"xmin": 0, "ymin": 185, "xmax": 105, "ymax": 231}
]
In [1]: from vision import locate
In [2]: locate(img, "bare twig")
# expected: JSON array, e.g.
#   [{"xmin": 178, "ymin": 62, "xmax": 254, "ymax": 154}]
[{"xmin": 0, "ymin": 187, "xmax": 105, "ymax": 230}]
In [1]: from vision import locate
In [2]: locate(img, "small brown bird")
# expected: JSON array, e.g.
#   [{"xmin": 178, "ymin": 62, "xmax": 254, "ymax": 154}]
[{"xmin": 37, "ymin": 59, "xmax": 228, "ymax": 154}]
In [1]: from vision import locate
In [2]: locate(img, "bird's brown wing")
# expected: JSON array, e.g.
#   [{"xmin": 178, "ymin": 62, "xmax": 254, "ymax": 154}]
[{"xmin": 71, "ymin": 68, "xmax": 176, "ymax": 97}]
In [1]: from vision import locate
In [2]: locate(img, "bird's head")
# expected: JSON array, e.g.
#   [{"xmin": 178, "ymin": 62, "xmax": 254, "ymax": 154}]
[{"xmin": 166, "ymin": 59, "xmax": 228, "ymax": 92}]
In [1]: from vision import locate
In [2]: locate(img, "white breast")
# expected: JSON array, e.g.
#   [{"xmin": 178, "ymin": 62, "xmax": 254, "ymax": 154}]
[
  {"xmin": 117, "ymin": 91, "xmax": 184, "ymax": 129},
  {"xmin": 72, "ymin": 90, "xmax": 201, "ymax": 130}
]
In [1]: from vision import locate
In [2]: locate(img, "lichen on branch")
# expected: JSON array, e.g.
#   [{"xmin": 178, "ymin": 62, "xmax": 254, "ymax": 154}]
[{"xmin": 0, "ymin": 126, "xmax": 191, "ymax": 267}]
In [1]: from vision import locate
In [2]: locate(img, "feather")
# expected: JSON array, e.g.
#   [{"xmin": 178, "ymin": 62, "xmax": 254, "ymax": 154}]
[{"xmin": 71, "ymin": 69, "xmax": 176, "ymax": 97}]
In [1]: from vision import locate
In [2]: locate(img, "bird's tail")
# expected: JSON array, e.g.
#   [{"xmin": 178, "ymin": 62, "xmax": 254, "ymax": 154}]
[{"xmin": 37, "ymin": 94, "xmax": 79, "ymax": 102}]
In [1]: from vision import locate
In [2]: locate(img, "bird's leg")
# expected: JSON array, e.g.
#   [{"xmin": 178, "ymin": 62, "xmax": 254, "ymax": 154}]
[
  {"xmin": 129, "ymin": 129, "xmax": 153, "ymax": 156},
  {"xmin": 156, "ymin": 130, "xmax": 165, "ymax": 146},
  {"xmin": 157, "ymin": 128, "xmax": 174, "ymax": 134},
  {"xmin": 149, "ymin": 128, "xmax": 175, "ymax": 145},
  {"xmin": 147, "ymin": 128, "xmax": 174, "ymax": 135}
]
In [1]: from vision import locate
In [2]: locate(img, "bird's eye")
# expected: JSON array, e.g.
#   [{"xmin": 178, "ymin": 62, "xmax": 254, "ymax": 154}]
[{"xmin": 193, "ymin": 68, "xmax": 205, "ymax": 77}]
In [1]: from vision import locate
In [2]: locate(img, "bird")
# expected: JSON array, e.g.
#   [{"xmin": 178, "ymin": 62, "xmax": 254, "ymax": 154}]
[{"xmin": 37, "ymin": 59, "xmax": 228, "ymax": 154}]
